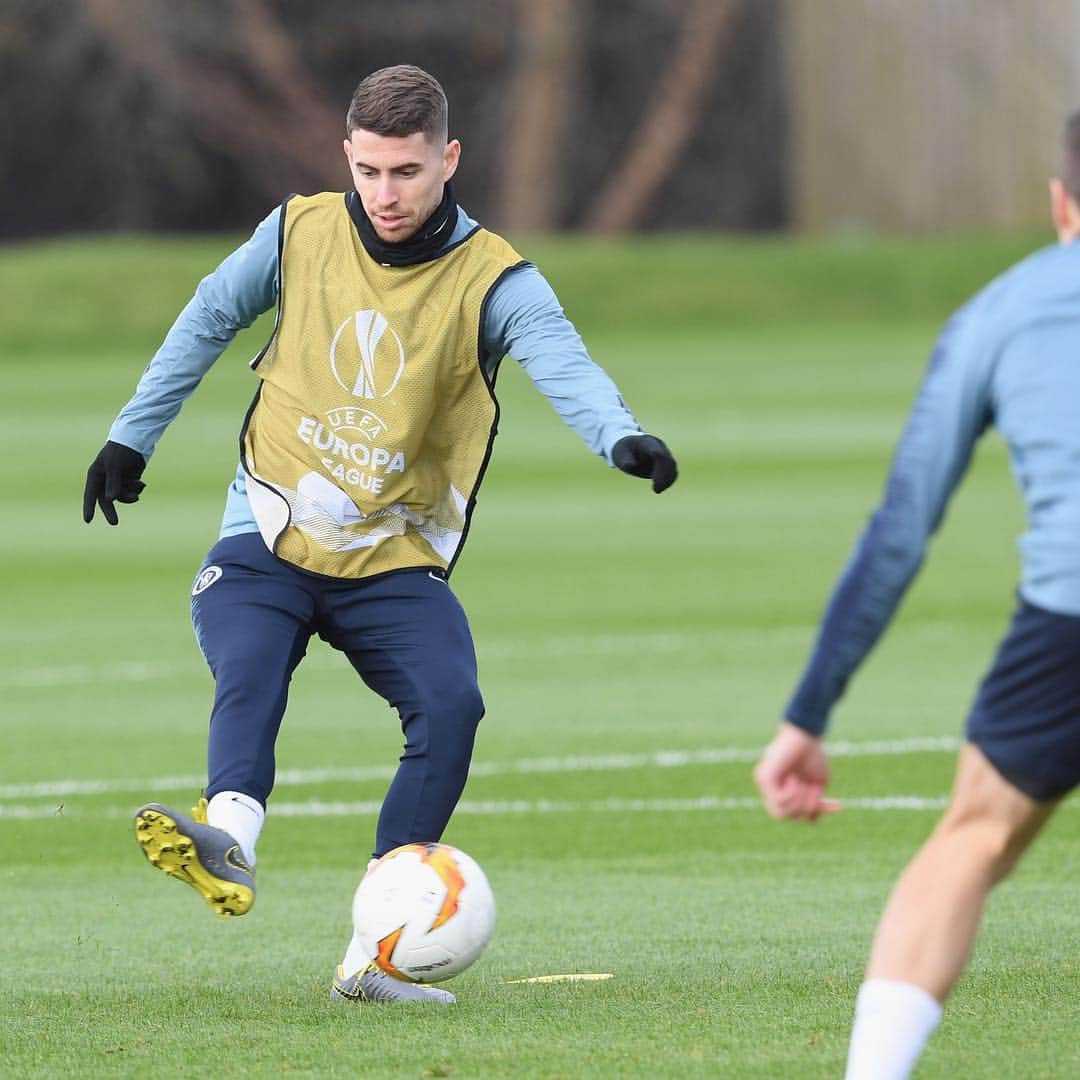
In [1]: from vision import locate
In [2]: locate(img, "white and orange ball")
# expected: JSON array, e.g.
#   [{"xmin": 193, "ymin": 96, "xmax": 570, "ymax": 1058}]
[{"xmin": 352, "ymin": 842, "xmax": 495, "ymax": 983}]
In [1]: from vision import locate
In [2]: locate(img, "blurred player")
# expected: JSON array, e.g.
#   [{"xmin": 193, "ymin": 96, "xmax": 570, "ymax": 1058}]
[
  {"xmin": 83, "ymin": 64, "xmax": 677, "ymax": 1004},
  {"xmin": 753, "ymin": 112, "xmax": 1080, "ymax": 1077}
]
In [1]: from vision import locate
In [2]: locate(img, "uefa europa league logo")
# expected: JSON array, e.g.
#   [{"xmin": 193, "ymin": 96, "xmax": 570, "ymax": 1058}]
[{"xmin": 330, "ymin": 310, "xmax": 406, "ymax": 400}]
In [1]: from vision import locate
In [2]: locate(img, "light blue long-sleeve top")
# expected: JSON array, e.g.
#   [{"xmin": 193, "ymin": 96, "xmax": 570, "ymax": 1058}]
[
  {"xmin": 787, "ymin": 240, "xmax": 1080, "ymax": 734},
  {"xmin": 109, "ymin": 203, "xmax": 643, "ymax": 537}
]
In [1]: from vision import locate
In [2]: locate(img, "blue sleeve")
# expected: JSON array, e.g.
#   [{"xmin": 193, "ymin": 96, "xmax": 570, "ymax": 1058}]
[
  {"xmin": 108, "ymin": 207, "xmax": 281, "ymax": 459},
  {"xmin": 482, "ymin": 265, "xmax": 643, "ymax": 462},
  {"xmin": 785, "ymin": 301, "xmax": 996, "ymax": 735}
]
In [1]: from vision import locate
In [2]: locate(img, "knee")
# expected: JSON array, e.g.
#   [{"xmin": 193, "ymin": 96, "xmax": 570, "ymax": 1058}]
[
  {"xmin": 936, "ymin": 811, "xmax": 1030, "ymax": 883},
  {"xmin": 432, "ymin": 680, "xmax": 484, "ymax": 735},
  {"xmin": 406, "ymin": 680, "xmax": 484, "ymax": 764}
]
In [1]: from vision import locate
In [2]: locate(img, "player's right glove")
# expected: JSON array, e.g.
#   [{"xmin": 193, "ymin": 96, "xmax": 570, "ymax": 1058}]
[
  {"xmin": 611, "ymin": 434, "xmax": 678, "ymax": 493},
  {"xmin": 83, "ymin": 440, "xmax": 147, "ymax": 525}
]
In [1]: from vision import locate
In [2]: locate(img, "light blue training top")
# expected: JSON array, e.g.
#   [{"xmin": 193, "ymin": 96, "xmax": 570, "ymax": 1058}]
[
  {"xmin": 788, "ymin": 239, "xmax": 1080, "ymax": 734},
  {"xmin": 109, "ymin": 203, "xmax": 643, "ymax": 537}
]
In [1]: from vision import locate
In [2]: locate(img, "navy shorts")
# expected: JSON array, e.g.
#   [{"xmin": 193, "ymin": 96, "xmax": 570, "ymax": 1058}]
[{"xmin": 966, "ymin": 597, "xmax": 1080, "ymax": 801}]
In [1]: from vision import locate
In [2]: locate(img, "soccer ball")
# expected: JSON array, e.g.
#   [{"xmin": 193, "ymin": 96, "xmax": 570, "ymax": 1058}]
[{"xmin": 352, "ymin": 842, "xmax": 495, "ymax": 983}]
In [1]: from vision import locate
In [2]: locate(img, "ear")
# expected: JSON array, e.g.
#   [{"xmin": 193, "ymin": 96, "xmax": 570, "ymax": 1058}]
[
  {"xmin": 343, "ymin": 138, "xmax": 354, "ymax": 167},
  {"xmin": 1050, "ymin": 178, "xmax": 1068, "ymax": 230},
  {"xmin": 443, "ymin": 139, "xmax": 461, "ymax": 182},
  {"xmin": 1050, "ymin": 178, "xmax": 1080, "ymax": 241}
]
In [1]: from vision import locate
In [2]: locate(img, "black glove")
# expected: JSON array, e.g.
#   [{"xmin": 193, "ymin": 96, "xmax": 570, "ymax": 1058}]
[
  {"xmin": 83, "ymin": 441, "xmax": 147, "ymax": 525},
  {"xmin": 611, "ymin": 434, "xmax": 678, "ymax": 494}
]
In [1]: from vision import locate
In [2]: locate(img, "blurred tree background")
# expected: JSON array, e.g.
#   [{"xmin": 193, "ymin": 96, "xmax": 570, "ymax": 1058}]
[
  {"xmin": 2, "ymin": 0, "xmax": 1079, "ymax": 240},
  {"xmin": 2, "ymin": 0, "xmax": 783, "ymax": 238}
]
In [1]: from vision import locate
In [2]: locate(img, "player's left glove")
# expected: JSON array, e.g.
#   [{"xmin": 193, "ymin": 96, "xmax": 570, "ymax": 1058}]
[
  {"xmin": 611, "ymin": 434, "xmax": 678, "ymax": 493},
  {"xmin": 83, "ymin": 440, "xmax": 147, "ymax": 525}
]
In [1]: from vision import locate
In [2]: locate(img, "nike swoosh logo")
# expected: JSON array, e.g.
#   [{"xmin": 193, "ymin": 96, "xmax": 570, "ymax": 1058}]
[
  {"xmin": 428, "ymin": 572, "xmax": 448, "ymax": 584},
  {"xmin": 225, "ymin": 845, "xmax": 252, "ymax": 874}
]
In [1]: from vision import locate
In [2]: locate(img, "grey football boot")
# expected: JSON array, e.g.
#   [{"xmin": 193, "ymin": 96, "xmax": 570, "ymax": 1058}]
[
  {"xmin": 331, "ymin": 963, "xmax": 456, "ymax": 1004},
  {"xmin": 134, "ymin": 798, "xmax": 255, "ymax": 916}
]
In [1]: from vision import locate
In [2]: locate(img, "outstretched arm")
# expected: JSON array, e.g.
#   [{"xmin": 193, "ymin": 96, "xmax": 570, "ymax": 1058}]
[
  {"xmin": 83, "ymin": 207, "xmax": 281, "ymax": 524},
  {"xmin": 785, "ymin": 303, "xmax": 994, "ymax": 737},
  {"xmin": 482, "ymin": 265, "xmax": 677, "ymax": 493},
  {"xmin": 756, "ymin": 299, "xmax": 996, "ymax": 818}
]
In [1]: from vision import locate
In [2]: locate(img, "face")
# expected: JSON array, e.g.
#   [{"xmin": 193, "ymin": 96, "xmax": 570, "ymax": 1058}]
[{"xmin": 344, "ymin": 129, "xmax": 460, "ymax": 243}]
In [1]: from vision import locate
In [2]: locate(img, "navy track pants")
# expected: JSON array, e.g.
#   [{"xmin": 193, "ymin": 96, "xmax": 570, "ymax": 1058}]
[{"xmin": 190, "ymin": 532, "xmax": 484, "ymax": 856}]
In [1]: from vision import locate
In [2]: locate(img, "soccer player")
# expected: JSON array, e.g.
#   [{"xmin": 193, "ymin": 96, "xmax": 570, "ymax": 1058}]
[
  {"xmin": 83, "ymin": 65, "xmax": 677, "ymax": 1005},
  {"xmin": 753, "ymin": 112, "xmax": 1080, "ymax": 1078}
]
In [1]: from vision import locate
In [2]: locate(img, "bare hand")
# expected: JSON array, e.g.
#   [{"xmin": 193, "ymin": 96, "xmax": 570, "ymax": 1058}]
[{"xmin": 753, "ymin": 722, "xmax": 841, "ymax": 822}]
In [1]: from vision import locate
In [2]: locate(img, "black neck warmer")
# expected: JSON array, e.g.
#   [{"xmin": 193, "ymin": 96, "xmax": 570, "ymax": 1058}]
[{"xmin": 347, "ymin": 183, "xmax": 460, "ymax": 267}]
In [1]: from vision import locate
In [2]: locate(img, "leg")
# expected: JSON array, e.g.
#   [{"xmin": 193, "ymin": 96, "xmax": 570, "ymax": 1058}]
[
  {"xmin": 847, "ymin": 597, "xmax": 1080, "ymax": 1079},
  {"xmin": 865, "ymin": 742, "xmax": 1058, "ymax": 999},
  {"xmin": 845, "ymin": 743, "xmax": 1059, "ymax": 1080},
  {"xmin": 319, "ymin": 570, "xmax": 484, "ymax": 856},
  {"xmin": 322, "ymin": 570, "xmax": 480, "ymax": 996},
  {"xmin": 135, "ymin": 534, "xmax": 315, "ymax": 915},
  {"xmin": 192, "ymin": 534, "xmax": 316, "ymax": 806}
]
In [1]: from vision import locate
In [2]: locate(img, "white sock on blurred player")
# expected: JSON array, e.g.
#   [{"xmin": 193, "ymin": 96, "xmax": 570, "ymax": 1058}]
[
  {"xmin": 845, "ymin": 978, "xmax": 943, "ymax": 1080},
  {"xmin": 206, "ymin": 791, "xmax": 264, "ymax": 867},
  {"xmin": 340, "ymin": 858, "xmax": 380, "ymax": 975}
]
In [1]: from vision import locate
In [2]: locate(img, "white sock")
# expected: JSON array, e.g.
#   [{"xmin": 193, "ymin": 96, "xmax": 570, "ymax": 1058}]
[
  {"xmin": 205, "ymin": 791, "xmax": 264, "ymax": 868},
  {"xmin": 339, "ymin": 857, "xmax": 381, "ymax": 976},
  {"xmin": 845, "ymin": 979, "xmax": 944, "ymax": 1080},
  {"xmin": 340, "ymin": 931, "xmax": 373, "ymax": 977}
]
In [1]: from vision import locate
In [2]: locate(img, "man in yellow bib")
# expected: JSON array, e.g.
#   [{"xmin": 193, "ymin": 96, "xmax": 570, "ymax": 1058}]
[{"xmin": 83, "ymin": 65, "xmax": 677, "ymax": 1004}]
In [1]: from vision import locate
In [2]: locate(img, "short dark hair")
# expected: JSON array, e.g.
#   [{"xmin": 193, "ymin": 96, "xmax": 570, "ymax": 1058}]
[
  {"xmin": 1062, "ymin": 110, "xmax": 1080, "ymax": 202},
  {"xmin": 345, "ymin": 65, "xmax": 448, "ymax": 142}
]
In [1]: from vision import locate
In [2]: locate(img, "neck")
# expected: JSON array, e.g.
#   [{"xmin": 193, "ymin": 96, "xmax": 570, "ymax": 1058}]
[{"xmin": 348, "ymin": 183, "xmax": 459, "ymax": 267}]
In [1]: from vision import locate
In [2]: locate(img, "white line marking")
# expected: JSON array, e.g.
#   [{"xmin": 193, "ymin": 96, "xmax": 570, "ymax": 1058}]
[
  {"xmin": 0, "ymin": 628, "xmax": 813, "ymax": 691},
  {"xmin": 0, "ymin": 804, "xmax": 69, "ymax": 820},
  {"xmin": 1, "ymin": 618, "xmax": 994, "ymax": 694},
  {"xmin": 0, "ymin": 738, "xmax": 961, "ymax": 801},
  {"xmin": 269, "ymin": 795, "xmax": 956, "ymax": 817},
  {"xmin": 0, "ymin": 794, "xmax": 955, "ymax": 820},
  {"xmin": 4, "ymin": 660, "xmax": 183, "ymax": 689}
]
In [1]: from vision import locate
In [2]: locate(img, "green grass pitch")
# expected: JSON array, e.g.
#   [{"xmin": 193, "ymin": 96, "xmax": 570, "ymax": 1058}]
[{"xmin": 1, "ymin": 230, "xmax": 1076, "ymax": 1078}]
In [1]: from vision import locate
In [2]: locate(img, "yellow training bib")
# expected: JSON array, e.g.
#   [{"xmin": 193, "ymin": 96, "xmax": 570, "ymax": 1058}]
[{"xmin": 241, "ymin": 193, "xmax": 524, "ymax": 579}]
